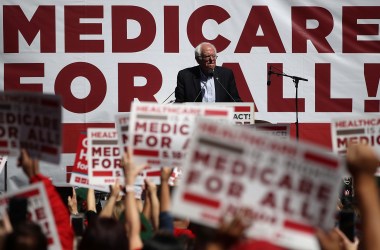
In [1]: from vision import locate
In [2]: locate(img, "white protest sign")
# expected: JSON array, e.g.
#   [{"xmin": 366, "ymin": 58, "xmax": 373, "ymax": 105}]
[
  {"xmin": 0, "ymin": 155, "xmax": 7, "ymax": 174},
  {"xmin": 331, "ymin": 116, "xmax": 380, "ymax": 154},
  {"xmin": 115, "ymin": 113, "xmax": 130, "ymax": 155},
  {"xmin": 250, "ymin": 123, "xmax": 291, "ymax": 140},
  {"xmin": 87, "ymin": 128, "xmax": 123, "ymax": 185},
  {"xmin": 0, "ymin": 92, "xmax": 62, "ymax": 163},
  {"xmin": 115, "ymin": 113, "xmax": 158, "ymax": 184},
  {"xmin": 129, "ymin": 102, "xmax": 233, "ymax": 168},
  {"xmin": 69, "ymin": 134, "xmax": 109, "ymax": 192},
  {"xmin": 171, "ymin": 119, "xmax": 344, "ymax": 250},
  {"xmin": 0, "ymin": 183, "xmax": 61, "ymax": 250},
  {"xmin": 331, "ymin": 116, "xmax": 380, "ymax": 175},
  {"xmin": 185, "ymin": 102, "xmax": 254, "ymax": 124}
]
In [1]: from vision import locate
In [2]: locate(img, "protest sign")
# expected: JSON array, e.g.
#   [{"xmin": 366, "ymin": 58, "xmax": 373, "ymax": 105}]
[
  {"xmin": 87, "ymin": 128, "xmax": 123, "ymax": 185},
  {"xmin": 185, "ymin": 102, "xmax": 254, "ymax": 124},
  {"xmin": 331, "ymin": 116, "xmax": 380, "ymax": 154},
  {"xmin": 129, "ymin": 102, "xmax": 233, "ymax": 168},
  {"xmin": 69, "ymin": 134, "xmax": 109, "ymax": 192},
  {"xmin": 0, "ymin": 183, "xmax": 61, "ymax": 249},
  {"xmin": 0, "ymin": 92, "xmax": 61, "ymax": 163},
  {"xmin": 331, "ymin": 116, "xmax": 380, "ymax": 175},
  {"xmin": 115, "ymin": 113, "xmax": 130, "ymax": 155},
  {"xmin": 251, "ymin": 123, "xmax": 291, "ymax": 139},
  {"xmin": 171, "ymin": 119, "xmax": 344, "ymax": 250}
]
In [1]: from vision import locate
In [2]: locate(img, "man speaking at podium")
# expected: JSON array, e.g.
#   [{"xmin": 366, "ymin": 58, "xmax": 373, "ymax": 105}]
[{"xmin": 174, "ymin": 42, "xmax": 242, "ymax": 103}]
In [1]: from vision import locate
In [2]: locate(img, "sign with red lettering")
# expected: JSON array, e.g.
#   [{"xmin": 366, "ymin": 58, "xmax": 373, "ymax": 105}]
[
  {"xmin": 0, "ymin": 92, "xmax": 61, "ymax": 163},
  {"xmin": 69, "ymin": 134, "xmax": 109, "ymax": 191},
  {"xmin": 0, "ymin": 155, "xmax": 7, "ymax": 174},
  {"xmin": 171, "ymin": 119, "xmax": 344, "ymax": 250},
  {"xmin": 251, "ymin": 123, "xmax": 291, "ymax": 140},
  {"xmin": 186, "ymin": 102, "xmax": 254, "ymax": 124},
  {"xmin": 129, "ymin": 102, "xmax": 233, "ymax": 168},
  {"xmin": 0, "ymin": 183, "xmax": 61, "ymax": 250},
  {"xmin": 331, "ymin": 116, "xmax": 380, "ymax": 175},
  {"xmin": 87, "ymin": 128, "xmax": 123, "ymax": 185}
]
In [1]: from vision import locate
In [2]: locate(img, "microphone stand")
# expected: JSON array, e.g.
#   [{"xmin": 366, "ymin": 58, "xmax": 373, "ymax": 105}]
[{"xmin": 271, "ymin": 71, "xmax": 308, "ymax": 141}]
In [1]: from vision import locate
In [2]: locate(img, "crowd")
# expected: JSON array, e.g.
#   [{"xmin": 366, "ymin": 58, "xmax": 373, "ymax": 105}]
[{"xmin": 0, "ymin": 142, "xmax": 379, "ymax": 250}]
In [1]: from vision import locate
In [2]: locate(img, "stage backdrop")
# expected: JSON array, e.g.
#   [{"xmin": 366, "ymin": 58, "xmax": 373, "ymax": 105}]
[{"xmin": 1, "ymin": 0, "xmax": 379, "ymax": 186}]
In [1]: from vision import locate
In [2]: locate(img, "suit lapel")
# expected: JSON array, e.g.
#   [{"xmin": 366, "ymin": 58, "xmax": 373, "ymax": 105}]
[
  {"xmin": 213, "ymin": 67, "xmax": 222, "ymax": 102},
  {"xmin": 192, "ymin": 67, "xmax": 202, "ymax": 102}
]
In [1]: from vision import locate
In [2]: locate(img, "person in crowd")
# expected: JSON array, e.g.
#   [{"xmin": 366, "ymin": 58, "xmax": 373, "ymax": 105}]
[
  {"xmin": 18, "ymin": 149, "xmax": 74, "ymax": 250},
  {"xmin": 99, "ymin": 179, "xmax": 123, "ymax": 219},
  {"xmin": 317, "ymin": 227, "xmax": 359, "ymax": 250},
  {"xmin": 122, "ymin": 150, "xmax": 146, "ymax": 250},
  {"xmin": 78, "ymin": 217, "xmax": 129, "ymax": 250},
  {"xmin": 175, "ymin": 42, "xmax": 242, "ymax": 103},
  {"xmin": 3, "ymin": 221, "xmax": 48, "ymax": 250},
  {"xmin": 142, "ymin": 178, "xmax": 160, "ymax": 231},
  {"xmin": 85, "ymin": 188, "xmax": 98, "ymax": 227},
  {"xmin": 68, "ymin": 187, "xmax": 79, "ymax": 216},
  {"xmin": 158, "ymin": 167, "xmax": 174, "ymax": 233},
  {"xmin": 0, "ymin": 211, "xmax": 12, "ymax": 250},
  {"xmin": 345, "ymin": 143, "xmax": 380, "ymax": 250},
  {"xmin": 79, "ymin": 150, "xmax": 146, "ymax": 250},
  {"xmin": 317, "ymin": 142, "xmax": 380, "ymax": 250}
]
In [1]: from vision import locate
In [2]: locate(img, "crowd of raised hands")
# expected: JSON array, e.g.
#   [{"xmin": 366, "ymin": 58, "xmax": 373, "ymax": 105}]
[{"xmin": 0, "ymin": 143, "xmax": 380, "ymax": 250}]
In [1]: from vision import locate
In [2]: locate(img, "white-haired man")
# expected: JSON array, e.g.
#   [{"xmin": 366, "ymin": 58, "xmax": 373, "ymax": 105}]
[{"xmin": 174, "ymin": 42, "xmax": 242, "ymax": 103}]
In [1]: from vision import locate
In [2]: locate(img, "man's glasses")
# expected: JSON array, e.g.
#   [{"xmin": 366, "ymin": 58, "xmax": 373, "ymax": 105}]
[{"xmin": 201, "ymin": 55, "xmax": 218, "ymax": 61}]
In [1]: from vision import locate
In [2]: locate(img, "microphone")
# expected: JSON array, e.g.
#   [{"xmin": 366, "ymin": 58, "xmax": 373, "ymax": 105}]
[
  {"xmin": 267, "ymin": 66, "xmax": 272, "ymax": 86},
  {"xmin": 212, "ymin": 69, "xmax": 237, "ymax": 102},
  {"xmin": 162, "ymin": 90, "xmax": 175, "ymax": 104},
  {"xmin": 193, "ymin": 87, "xmax": 204, "ymax": 102}
]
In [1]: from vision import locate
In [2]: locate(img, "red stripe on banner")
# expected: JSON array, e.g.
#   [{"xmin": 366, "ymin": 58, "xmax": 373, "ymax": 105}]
[
  {"xmin": 134, "ymin": 149, "xmax": 159, "ymax": 157},
  {"xmin": 15, "ymin": 189, "xmax": 40, "ymax": 198},
  {"xmin": 93, "ymin": 171, "xmax": 113, "ymax": 177},
  {"xmin": 0, "ymin": 141, "xmax": 8, "ymax": 147},
  {"xmin": 284, "ymin": 220, "xmax": 315, "ymax": 234},
  {"xmin": 256, "ymin": 126, "xmax": 288, "ymax": 131},
  {"xmin": 201, "ymin": 212, "xmax": 220, "ymax": 222},
  {"xmin": 234, "ymin": 106, "xmax": 251, "ymax": 112},
  {"xmin": 41, "ymin": 146, "xmax": 58, "ymax": 155},
  {"xmin": 183, "ymin": 192, "xmax": 220, "ymax": 208},
  {"xmin": 0, "ymin": 151, "xmax": 9, "ymax": 155},
  {"xmin": 146, "ymin": 170, "xmax": 161, "ymax": 177},
  {"xmin": 41, "ymin": 99, "xmax": 60, "ymax": 108},
  {"xmin": 304, "ymin": 151, "xmax": 339, "ymax": 169},
  {"xmin": 62, "ymin": 123, "xmax": 333, "ymax": 154},
  {"xmin": 62, "ymin": 123, "xmax": 115, "ymax": 153},
  {"xmin": 204, "ymin": 110, "xmax": 229, "ymax": 116}
]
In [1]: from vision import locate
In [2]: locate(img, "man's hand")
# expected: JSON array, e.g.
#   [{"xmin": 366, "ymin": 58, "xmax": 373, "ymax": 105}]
[
  {"xmin": 346, "ymin": 143, "xmax": 379, "ymax": 176},
  {"xmin": 68, "ymin": 187, "xmax": 79, "ymax": 215},
  {"xmin": 17, "ymin": 149, "xmax": 39, "ymax": 179},
  {"xmin": 160, "ymin": 167, "xmax": 173, "ymax": 184},
  {"xmin": 122, "ymin": 150, "xmax": 146, "ymax": 185},
  {"xmin": 316, "ymin": 228, "xmax": 359, "ymax": 250}
]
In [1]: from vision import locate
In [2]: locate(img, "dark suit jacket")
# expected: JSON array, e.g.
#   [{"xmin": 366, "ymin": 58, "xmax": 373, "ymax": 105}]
[{"xmin": 174, "ymin": 66, "xmax": 242, "ymax": 103}]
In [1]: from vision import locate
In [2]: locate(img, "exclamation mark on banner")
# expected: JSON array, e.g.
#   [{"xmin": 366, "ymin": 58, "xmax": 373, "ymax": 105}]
[{"xmin": 364, "ymin": 64, "xmax": 380, "ymax": 112}]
